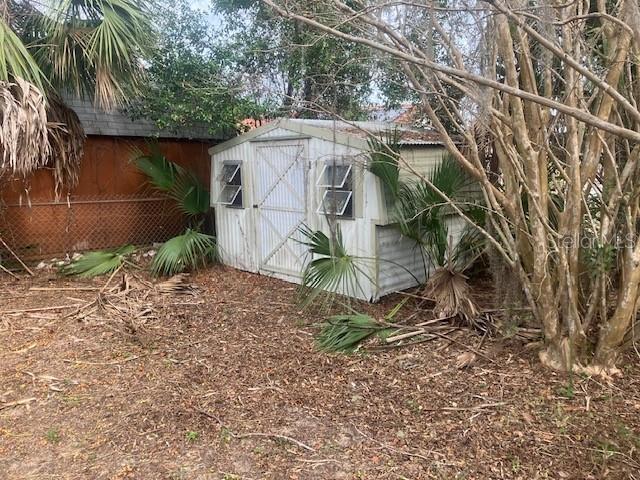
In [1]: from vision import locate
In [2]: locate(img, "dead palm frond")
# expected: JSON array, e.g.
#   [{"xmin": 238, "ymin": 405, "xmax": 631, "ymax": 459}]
[
  {"xmin": 0, "ymin": 78, "xmax": 50, "ymax": 178},
  {"xmin": 155, "ymin": 273, "xmax": 196, "ymax": 294},
  {"xmin": 46, "ymin": 95, "xmax": 85, "ymax": 195},
  {"xmin": 424, "ymin": 267, "xmax": 479, "ymax": 326},
  {"xmin": 62, "ymin": 244, "xmax": 136, "ymax": 278}
]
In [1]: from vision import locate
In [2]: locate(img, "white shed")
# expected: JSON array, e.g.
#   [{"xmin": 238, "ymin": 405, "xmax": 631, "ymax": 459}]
[{"xmin": 209, "ymin": 118, "xmax": 462, "ymax": 301}]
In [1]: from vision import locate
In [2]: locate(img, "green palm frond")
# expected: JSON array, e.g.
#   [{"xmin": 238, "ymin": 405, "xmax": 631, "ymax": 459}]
[
  {"xmin": 316, "ymin": 313, "xmax": 383, "ymax": 353},
  {"xmin": 0, "ymin": 18, "xmax": 47, "ymax": 92},
  {"xmin": 132, "ymin": 148, "xmax": 181, "ymax": 191},
  {"xmin": 62, "ymin": 244, "xmax": 135, "ymax": 277},
  {"xmin": 151, "ymin": 229, "xmax": 216, "ymax": 276},
  {"xmin": 36, "ymin": 0, "xmax": 152, "ymax": 109},
  {"xmin": 168, "ymin": 170, "xmax": 210, "ymax": 217},
  {"xmin": 298, "ymin": 225, "xmax": 371, "ymax": 307},
  {"xmin": 133, "ymin": 147, "xmax": 209, "ymax": 218},
  {"xmin": 368, "ymin": 128, "xmax": 402, "ymax": 201}
]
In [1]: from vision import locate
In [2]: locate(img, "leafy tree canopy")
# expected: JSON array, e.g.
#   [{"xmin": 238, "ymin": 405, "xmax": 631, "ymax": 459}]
[
  {"xmin": 213, "ymin": 0, "xmax": 374, "ymax": 120},
  {"xmin": 127, "ymin": 0, "xmax": 264, "ymax": 134}
]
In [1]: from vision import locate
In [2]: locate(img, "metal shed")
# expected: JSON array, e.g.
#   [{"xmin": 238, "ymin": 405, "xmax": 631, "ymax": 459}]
[{"xmin": 209, "ymin": 118, "xmax": 463, "ymax": 301}]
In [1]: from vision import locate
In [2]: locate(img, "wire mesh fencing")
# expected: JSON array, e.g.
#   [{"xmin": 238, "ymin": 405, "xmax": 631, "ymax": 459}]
[{"xmin": 0, "ymin": 193, "xmax": 189, "ymax": 262}]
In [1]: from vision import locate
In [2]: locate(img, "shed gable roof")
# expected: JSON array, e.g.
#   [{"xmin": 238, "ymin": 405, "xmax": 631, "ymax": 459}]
[{"xmin": 208, "ymin": 118, "xmax": 443, "ymax": 155}]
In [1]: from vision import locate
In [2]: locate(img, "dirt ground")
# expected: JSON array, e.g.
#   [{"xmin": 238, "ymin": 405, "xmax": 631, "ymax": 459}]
[{"xmin": 1, "ymin": 265, "xmax": 639, "ymax": 480}]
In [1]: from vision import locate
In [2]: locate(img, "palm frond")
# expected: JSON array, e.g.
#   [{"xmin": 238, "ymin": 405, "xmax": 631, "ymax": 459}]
[
  {"xmin": 368, "ymin": 128, "xmax": 402, "ymax": 201},
  {"xmin": 36, "ymin": 0, "xmax": 152, "ymax": 109},
  {"xmin": 424, "ymin": 267, "xmax": 479, "ymax": 325},
  {"xmin": 168, "ymin": 169, "xmax": 210, "ymax": 217},
  {"xmin": 46, "ymin": 95, "xmax": 85, "ymax": 196},
  {"xmin": 316, "ymin": 313, "xmax": 383, "ymax": 353},
  {"xmin": 151, "ymin": 229, "xmax": 216, "ymax": 276},
  {"xmin": 0, "ymin": 77, "xmax": 50, "ymax": 178},
  {"xmin": 62, "ymin": 244, "xmax": 135, "ymax": 277},
  {"xmin": 298, "ymin": 225, "xmax": 370, "ymax": 307},
  {"xmin": 133, "ymin": 148, "xmax": 181, "ymax": 191},
  {"xmin": 0, "ymin": 16, "xmax": 47, "ymax": 92}
]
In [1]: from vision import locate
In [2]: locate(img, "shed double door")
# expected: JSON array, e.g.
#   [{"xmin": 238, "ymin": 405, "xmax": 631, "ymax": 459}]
[{"xmin": 252, "ymin": 140, "xmax": 309, "ymax": 276}]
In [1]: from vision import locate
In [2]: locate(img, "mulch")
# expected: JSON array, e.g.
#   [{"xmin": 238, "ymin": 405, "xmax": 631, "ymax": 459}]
[{"xmin": 1, "ymin": 265, "xmax": 639, "ymax": 479}]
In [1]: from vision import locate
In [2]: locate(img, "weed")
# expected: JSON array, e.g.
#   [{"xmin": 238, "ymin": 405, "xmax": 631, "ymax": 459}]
[
  {"xmin": 556, "ymin": 380, "xmax": 575, "ymax": 399},
  {"xmin": 185, "ymin": 430, "xmax": 199, "ymax": 442},
  {"xmin": 219, "ymin": 427, "xmax": 232, "ymax": 444},
  {"xmin": 45, "ymin": 428, "xmax": 60, "ymax": 444}
]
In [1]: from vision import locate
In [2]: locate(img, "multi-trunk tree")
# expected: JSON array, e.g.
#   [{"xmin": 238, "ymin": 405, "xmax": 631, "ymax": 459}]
[{"xmin": 261, "ymin": 0, "xmax": 640, "ymax": 373}]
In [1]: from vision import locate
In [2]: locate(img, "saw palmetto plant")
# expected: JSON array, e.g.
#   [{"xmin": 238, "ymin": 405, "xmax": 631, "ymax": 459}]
[
  {"xmin": 62, "ymin": 244, "xmax": 136, "ymax": 278},
  {"xmin": 298, "ymin": 224, "xmax": 374, "ymax": 308},
  {"xmin": 0, "ymin": 0, "xmax": 151, "ymax": 193},
  {"xmin": 369, "ymin": 138, "xmax": 486, "ymax": 326},
  {"xmin": 132, "ymin": 147, "xmax": 216, "ymax": 276},
  {"xmin": 150, "ymin": 228, "xmax": 216, "ymax": 277}
]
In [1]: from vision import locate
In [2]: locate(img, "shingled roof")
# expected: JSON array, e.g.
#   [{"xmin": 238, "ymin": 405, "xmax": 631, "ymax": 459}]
[{"xmin": 64, "ymin": 97, "xmax": 226, "ymax": 141}]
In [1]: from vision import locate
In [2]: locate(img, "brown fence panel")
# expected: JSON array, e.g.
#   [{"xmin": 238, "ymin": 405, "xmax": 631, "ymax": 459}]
[
  {"xmin": 0, "ymin": 136, "xmax": 213, "ymax": 261},
  {"xmin": 1, "ymin": 194, "xmax": 187, "ymax": 260}
]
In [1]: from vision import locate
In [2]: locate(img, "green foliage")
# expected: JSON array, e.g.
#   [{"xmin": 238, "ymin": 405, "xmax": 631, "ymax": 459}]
[
  {"xmin": 61, "ymin": 245, "xmax": 135, "ymax": 278},
  {"xmin": 0, "ymin": 17, "xmax": 46, "ymax": 92},
  {"xmin": 368, "ymin": 144, "xmax": 484, "ymax": 272},
  {"xmin": 133, "ymin": 147, "xmax": 210, "ymax": 218},
  {"xmin": 185, "ymin": 430, "xmax": 200, "ymax": 442},
  {"xmin": 34, "ymin": 0, "xmax": 152, "ymax": 108},
  {"xmin": 45, "ymin": 428, "xmax": 60, "ymax": 444},
  {"xmin": 126, "ymin": 0, "xmax": 261, "ymax": 133},
  {"xmin": 133, "ymin": 148, "xmax": 180, "ymax": 191},
  {"xmin": 151, "ymin": 229, "xmax": 216, "ymax": 276},
  {"xmin": 368, "ymin": 129, "xmax": 402, "ymax": 201},
  {"xmin": 213, "ymin": 0, "xmax": 372, "ymax": 119},
  {"xmin": 316, "ymin": 313, "xmax": 383, "ymax": 353},
  {"xmin": 298, "ymin": 225, "xmax": 370, "ymax": 306},
  {"xmin": 168, "ymin": 170, "xmax": 210, "ymax": 218}
]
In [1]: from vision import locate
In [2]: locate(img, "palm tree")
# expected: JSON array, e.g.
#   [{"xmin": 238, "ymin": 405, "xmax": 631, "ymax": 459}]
[{"xmin": 0, "ymin": 0, "xmax": 151, "ymax": 194}]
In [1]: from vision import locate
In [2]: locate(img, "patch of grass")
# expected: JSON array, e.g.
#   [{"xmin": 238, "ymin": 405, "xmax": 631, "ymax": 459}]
[
  {"xmin": 185, "ymin": 430, "xmax": 199, "ymax": 442},
  {"xmin": 221, "ymin": 474, "xmax": 241, "ymax": 480},
  {"xmin": 45, "ymin": 428, "xmax": 60, "ymax": 444},
  {"xmin": 556, "ymin": 380, "xmax": 575, "ymax": 399},
  {"xmin": 219, "ymin": 427, "xmax": 232, "ymax": 445}
]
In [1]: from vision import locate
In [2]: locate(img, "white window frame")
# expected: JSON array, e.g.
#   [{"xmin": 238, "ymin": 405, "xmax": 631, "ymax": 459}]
[
  {"xmin": 219, "ymin": 163, "xmax": 241, "ymax": 184},
  {"xmin": 317, "ymin": 189, "xmax": 353, "ymax": 216},
  {"xmin": 216, "ymin": 160, "xmax": 243, "ymax": 207},
  {"xmin": 316, "ymin": 163, "xmax": 352, "ymax": 188}
]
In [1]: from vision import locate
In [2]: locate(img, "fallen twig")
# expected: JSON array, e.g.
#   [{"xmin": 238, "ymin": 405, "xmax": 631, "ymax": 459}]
[
  {"xmin": 63, "ymin": 355, "xmax": 141, "ymax": 366},
  {"xmin": 0, "ymin": 236, "xmax": 34, "ymax": 276},
  {"xmin": 352, "ymin": 424, "xmax": 442, "ymax": 461},
  {"xmin": 0, "ymin": 397, "xmax": 36, "ymax": 411},
  {"xmin": 196, "ymin": 408, "xmax": 315, "ymax": 452},
  {"xmin": 233, "ymin": 432, "xmax": 316, "ymax": 452},
  {"xmin": 424, "ymin": 401, "xmax": 507, "ymax": 412},
  {"xmin": 0, "ymin": 303, "xmax": 83, "ymax": 314},
  {"xmin": 0, "ymin": 263, "xmax": 20, "ymax": 280},
  {"xmin": 29, "ymin": 286, "xmax": 99, "ymax": 292}
]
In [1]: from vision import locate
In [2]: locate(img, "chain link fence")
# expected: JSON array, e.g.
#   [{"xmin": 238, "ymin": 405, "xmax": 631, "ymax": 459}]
[{"xmin": 1, "ymin": 193, "xmax": 189, "ymax": 261}]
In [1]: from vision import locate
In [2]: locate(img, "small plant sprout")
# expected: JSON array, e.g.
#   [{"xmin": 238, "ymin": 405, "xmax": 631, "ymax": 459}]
[
  {"xmin": 185, "ymin": 430, "xmax": 199, "ymax": 442},
  {"xmin": 45, "ymin": 428, "xmax": 60, "ymax": 444}
]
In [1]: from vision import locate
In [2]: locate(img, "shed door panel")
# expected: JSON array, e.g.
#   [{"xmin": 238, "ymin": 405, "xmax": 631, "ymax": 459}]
[{"xmin": 253, "ymin": 141, "xmax": 308, "ymax": 275}]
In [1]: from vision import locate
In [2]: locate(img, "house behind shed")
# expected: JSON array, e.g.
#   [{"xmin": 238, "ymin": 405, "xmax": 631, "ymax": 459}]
[{"xmin": 210, "ymin": 118, "xmax": 465, "ymax": 301}]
